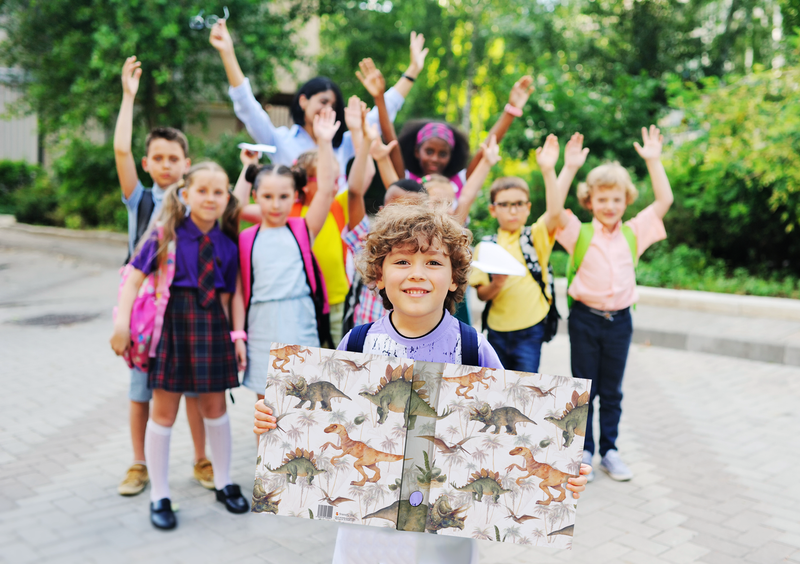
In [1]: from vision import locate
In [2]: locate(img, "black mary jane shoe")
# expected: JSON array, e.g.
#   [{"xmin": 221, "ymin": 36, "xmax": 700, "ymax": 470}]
[
  {"xmin": 150, "ymin": 498, "xmax": 177, "ymax": 530},
  {"xmin": 215, "ymin": 484, "xmax": 249, "ymax": 514}
]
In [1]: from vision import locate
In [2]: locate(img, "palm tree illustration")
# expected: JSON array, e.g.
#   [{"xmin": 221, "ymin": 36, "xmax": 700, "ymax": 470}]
[
  {"xmin": 533, "ymin": 504, "xmax": 554, "ymax": 542},
  {"xmin": 504, "ymin": 378, "xmax": 529, "ymax": 410},
  {"xmin": 471, "ymin": 526, "xmax": 493, "ymax": 540},
  {"xmin": 266, "ymin": 371, "xmax": 286, "ymax": 410},
  {"xmin": 503, "ymin": 524, "xmax": 521, "ymax": 543},
  {"xmin": 286, "ymin": 425, "xmax": 302, "ymax": 446},
  {"xmin": 471, "ymin": 448, "xmax": 488, "ymax": 467},
  {"xmin": 481, "ymin": 434, "xmax": 502, "ymax": 468},
  {"xmin": 447, "ymin": 398, "xmax": 470, "ymax": 436},
  {"xmin": 297, "ymin": 411, "xmax": 317, "ymax": 450},
  {"xmin": 529, "ymin": 528, "xmax": 545, "ymax": 546}
]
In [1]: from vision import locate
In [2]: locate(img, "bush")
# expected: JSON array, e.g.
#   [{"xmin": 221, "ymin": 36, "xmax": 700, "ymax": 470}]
[
  {"xmin": 189, "ymin": 130, "xmax": 256, "ymax": 189},
  {"xmin": 13, "ymin": 173, "xmax": 58, "ymax": 225},
  {"xmin": 0, "ymin": 159, "xmax": 42, "ymax": 214}
]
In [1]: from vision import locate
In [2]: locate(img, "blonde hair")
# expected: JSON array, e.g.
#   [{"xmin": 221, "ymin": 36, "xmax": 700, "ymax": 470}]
[
  {"xmin": 358, "ymin": 201, "xmax": 472, "ymax": 314},
  {"xmin": 135, "ymin": 161, "xmax": 237, "ymax": 270},
  {"xmin": 577, "ymin": 162, "xmax": 638, "ymax": 209}
]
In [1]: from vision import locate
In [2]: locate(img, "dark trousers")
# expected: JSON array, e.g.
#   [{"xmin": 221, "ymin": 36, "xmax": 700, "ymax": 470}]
[
  {"xmin": 487, "ymin": 320, "xmax": 546, "ymax": 374},
  {"xmin": 568, "ymin": 302, "xmax": 632, "ymax": 457}
]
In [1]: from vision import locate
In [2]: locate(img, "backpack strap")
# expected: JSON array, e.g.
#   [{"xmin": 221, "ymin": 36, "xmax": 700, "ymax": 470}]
[
  {"xmin": 125, "ymin": 189, "xmax": 155, "ymax": 264},
  {"xmin": 459, "ymin": 320, "xmax": 479, "ymax": 367},
  {"xmin": 237, "ymin": 225, "xmax": 260, "ymax": 330},
  {"xmin": 479, "ymin": 235, "xmax": 499, "ymax": 332},
  {"xmin": 288, "ymin": 217, "xmax": 332, "ymax": 345},
  {"xmin": 622, "ymin": 225, "xmax": 638, "ymax": 266},
  {"xmin": 566, "ymin": 223, "xmax": 595, "ymax": 309},
  {"xmin": 346, "ymin": 322, "xmax": 374, "ymax": 353}
]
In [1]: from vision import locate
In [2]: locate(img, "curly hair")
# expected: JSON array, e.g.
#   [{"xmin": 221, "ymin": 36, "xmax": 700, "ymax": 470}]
[
  {"xmin": 397, "ymin": 119, "xmax": 470, "ymax": 179},
  {"xmin": 577, "ymin": 162, "xmax": 639, "ymax": 209},
  {"xmin": 358, "ymin": 201, "xmax": 473, "ymax": 314}
]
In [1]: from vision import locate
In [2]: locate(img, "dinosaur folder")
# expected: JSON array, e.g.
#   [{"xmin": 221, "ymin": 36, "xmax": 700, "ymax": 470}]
[{"xmin": 253, "ymin": 343, "xmax": 591, "ymax": 550}]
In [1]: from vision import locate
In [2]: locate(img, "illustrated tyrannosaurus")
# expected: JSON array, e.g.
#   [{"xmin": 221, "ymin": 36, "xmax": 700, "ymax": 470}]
[
  {"xmin": 270, "ymin": 344, "xmax": 312, "ymax": 373},
  {"xmin": 320, "ymin": 424, "xmax": 404, "ymax": 486},
  {"xmin": 505, "ymin": 446, "xmax": 575, "ymax": 505},
  {"xmin": 442, "ymin": 367, "xmax": 497, "ymax": 400}
]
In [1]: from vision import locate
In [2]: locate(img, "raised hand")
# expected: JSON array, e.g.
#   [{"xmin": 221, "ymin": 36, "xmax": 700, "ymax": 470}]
[
  {"xmin": 121, "ymin": 56, "xmax": 142, "ymax": 98},
  {"xmin": 313, "ymin": 107, "xmax": 341, "ymax": 143},
  {"xmin": 364, "ymin": 122, "xmax": 380, "ymax": 143},
  {"xmin": 369, "ymin": 137, "xmax": 398, "ymax": 162},
  {"xmin": 356, "ymin": 58, "xmax": 386, "ymax": 99},
  {"xmin": 209, "ymin": 20, "xmax": 234, "ymax": 54},
  {"xmin": 239, "ymin": 148, "xmax": 260, "ymax": 167},
  {"xmin": 535, "ymin": 134, "xmax": 560, "ymax": 171},
  {"xmin": 408, "ymin": 31, "xmax": 429, "ymax": 76},
  {"xmin": 564, "ymin": 132, "xmax": 590, "ymax": 170},
  {"xmin": 344, "ymin": 95, "xmax": 364, "ymax": 133},
  {"xmin": 508, "ymin": 75, "xmax": 535, "ymax": 110},
  {"xmin": 480, "ymin": 134, "xmax": 501, "ymax": 166},
  {"xmin": 633, "ymin": 124, "xmax": 664, "ymax": 162}
]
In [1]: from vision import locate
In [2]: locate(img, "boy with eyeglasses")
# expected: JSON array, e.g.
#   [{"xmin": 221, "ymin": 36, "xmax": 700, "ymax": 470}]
[{"xmin": 470, "ymin": 134, "xmax": 588, "ymax": 373}]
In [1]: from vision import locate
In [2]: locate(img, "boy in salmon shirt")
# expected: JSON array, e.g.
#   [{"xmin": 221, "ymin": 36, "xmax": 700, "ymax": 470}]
[{"xmin": 548, "ymin": 125, "xmax": 674, "ymax": 482}]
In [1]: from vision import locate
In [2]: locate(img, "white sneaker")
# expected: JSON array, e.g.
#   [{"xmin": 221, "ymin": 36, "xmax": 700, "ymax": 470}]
[
  {"xmin": 582, "ymin": 450, "xmax": 595, "ymax": 483},
  {"xmin": 600, "ymin": 450, "xmax": 634, "ymax": 481}
]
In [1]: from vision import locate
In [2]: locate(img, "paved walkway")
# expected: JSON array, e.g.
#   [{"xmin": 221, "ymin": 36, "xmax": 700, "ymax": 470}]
[{"xmin": 1, "ymin": 234, "xmax": 799, "ymax": 563}]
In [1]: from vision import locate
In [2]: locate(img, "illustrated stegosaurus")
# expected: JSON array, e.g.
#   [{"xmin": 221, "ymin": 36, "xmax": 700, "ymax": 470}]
[
  {"xmin": 451, "ymin": 468, "xmax": 511, "ymax": 503},
  {"xmin": 544, "ymin": 390, "xmax": 590, "ymax": 448},
  {"xmin": 267, "ymin": 447, "xmax": 326, "ymax": 484}
]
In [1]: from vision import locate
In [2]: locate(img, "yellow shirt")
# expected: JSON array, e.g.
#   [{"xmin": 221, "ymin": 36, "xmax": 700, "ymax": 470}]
[
  {"xmin": 469, "ymin": 215, "xmax": 556, "ymax": 332},
  {"xmin": 298, "ymin": 190, "xmax": 350, "ymax": 305}
]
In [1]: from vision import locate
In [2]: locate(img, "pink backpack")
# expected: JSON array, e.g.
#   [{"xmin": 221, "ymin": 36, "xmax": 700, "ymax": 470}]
[{"xmin": 113, "ymin": 226, "xmax": 176, "ymax": 372}]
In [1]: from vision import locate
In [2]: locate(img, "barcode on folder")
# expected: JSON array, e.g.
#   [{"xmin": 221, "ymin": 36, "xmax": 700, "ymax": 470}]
[{"xmin": 317, "ymin": 504, "xmax": 333, "ymax": 519}]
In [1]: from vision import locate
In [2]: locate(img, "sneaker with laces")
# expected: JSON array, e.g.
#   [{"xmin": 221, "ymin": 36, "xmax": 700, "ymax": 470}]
[
  {"xmin": 600, "ymin": 450, "xmax": 633, "ymax": 481},
  {"xmin": 118, "ymin": 463, "xmax": 149, "ymax": 496},
  {"xmin": 582, "ymin": 450, "xmax": 595, "ymax": 483},
  {"xmin": 194, "ymin": 458, "xmax": 215, "ymax": 490}
]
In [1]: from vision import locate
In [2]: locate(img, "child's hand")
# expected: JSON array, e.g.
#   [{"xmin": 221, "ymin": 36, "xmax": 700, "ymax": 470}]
[
  {"xmin": 121, "ymin": 56, "xmax": 142, "ymax": 98},
  {"xmin": 564, "ymin": 132, "xmax": 590, "ymax": 170},
  {"xmin": 313, "ymin": 107, "xmax": 341, "ymax": 143},
  {"xmin": 480, "ymin": 134, "xmax": 500, "ymax": 167},
  {"xmin": 239, "ymin": 148, "xmax": 260, "ymax": 167},
  {"xmin": 508, "ymin": 75, "xmax": 535, "ymax": 110},
  {"xmin": 253, "ymin": 399, "xmax": 277, "ymax": 435},
  {"xmin": 344, "ymin": 95, "xmax": 363, "ymax": 133},
  {"xmin": 633, "ymin": 124, "xmax": 664, "ymax": 162},
  {"xmin": 235, "ymin": 340, "xmax": 247, "ymax": 372},
  {"xmin": 209, "ymin": 20, "xmax": 234, "ymax": 54},
  {"xmin": 535, "ymin": 134, "xmax": 560, "ymax": 171},
  {"xmin": 490, "ymin": 274, "xmax": 509, "ymax": 290},
  {"xmin": 356, "ymin": 58, "xmax": 386, "ymax": 99},
  {"xmin": 370, "ymin": 137, "xmax": 398, "ymax": 162},
  {"xmin": 408, "ymin": 31, "xmax": 429, "ymax": 76},
  {"xmin": 109, "ymin": 324, "xmax": 131, "ymax": 356},
  {"xmin": 566, "ymin": 463, "xmax": 592, "ymax": 498}
]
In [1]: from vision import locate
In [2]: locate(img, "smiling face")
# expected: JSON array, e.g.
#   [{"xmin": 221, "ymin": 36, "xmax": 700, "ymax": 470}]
[
  {"xmin": 587, "ymin": 184, "xmax": 627, "ymax": 230},
  {"xmin": 183, "ymin": 170, "xmax": 229, "ymax": 227},
  {"xmin": 299, "ymin": 89, "xmax": 337, "ymax": 129},
  {"xmin": 142, "ymin": 138, "xmax": 190, "ymax": 188},
  {"xmin": 376, "ymin": 239, "xmax": 457, "ymax": 332},
  {"xmin": 415, "ymin": 137, "xmax": 452, "ymax": 176},
  {"xmin": 254, "ymin": 172, "xmax": 296, "ymax": 228},
  {"xmin": 489, "ymin": 187, "xmax": 531, "ymax": 232}
]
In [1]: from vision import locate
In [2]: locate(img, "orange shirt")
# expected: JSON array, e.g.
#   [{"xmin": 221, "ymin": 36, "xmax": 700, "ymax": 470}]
[{"xmin": 556, "ymin": 205, "xmax": 666, "ymax": 310}]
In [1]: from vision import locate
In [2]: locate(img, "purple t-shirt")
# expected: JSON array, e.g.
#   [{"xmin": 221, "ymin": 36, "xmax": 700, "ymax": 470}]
[
  {"xmin": 338, "ymin": 311, "xmax": 503, "ymax": 368},
  {"xmin": 131, "ymin": 217, "xmax": 238, "ymax": 294}
]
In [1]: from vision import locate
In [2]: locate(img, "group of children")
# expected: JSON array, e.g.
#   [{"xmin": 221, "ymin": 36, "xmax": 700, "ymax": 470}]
[{"xmin": 109, "ymin": 18, "xmax": 673, "ymax": 560}]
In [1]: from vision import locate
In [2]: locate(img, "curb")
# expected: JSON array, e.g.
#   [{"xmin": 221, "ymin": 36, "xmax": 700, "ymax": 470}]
[{"xmin": 0, "ymin": 215, "xmax": 128, "ymax": 243}]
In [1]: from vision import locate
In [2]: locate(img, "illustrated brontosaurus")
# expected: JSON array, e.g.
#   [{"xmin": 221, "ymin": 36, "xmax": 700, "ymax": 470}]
[
  {"xmin": 320, "ymin": 424, "xmax": 404, "ymax": 486},
  {"xmin": 505, "ymin": 447, "xmax": 575, "ymax": 505}
]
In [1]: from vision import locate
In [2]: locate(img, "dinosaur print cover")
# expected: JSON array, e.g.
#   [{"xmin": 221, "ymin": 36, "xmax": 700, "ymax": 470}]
[{"xmin": 253, "ymin": 344, "xmax": 590, "ymax": 551}]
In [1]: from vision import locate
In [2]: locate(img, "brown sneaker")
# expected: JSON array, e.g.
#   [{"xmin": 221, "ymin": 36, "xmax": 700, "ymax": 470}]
[
  {"xmin": 118, "ymin": 463, "xmax": 149, "ymax": 496},
  {"xmin": 194, "ymin": 458, "xmax": 215, "ymax": 490}
]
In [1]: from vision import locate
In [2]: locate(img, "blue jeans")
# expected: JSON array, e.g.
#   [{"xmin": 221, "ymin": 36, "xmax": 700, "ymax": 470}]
[
  {"xmin": 486, "ymin": 321, "xmax": 546, "ymax": 373},
  {"xmin": 568, "ymin": 302, "xmax": 632, "ymax": 457}
]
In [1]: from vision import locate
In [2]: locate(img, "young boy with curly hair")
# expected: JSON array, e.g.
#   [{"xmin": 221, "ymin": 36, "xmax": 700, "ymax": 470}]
[
  {"xmin": 255, "ymin": 200, "xmax": 590, "ymax": 563},
  {"xmin": 550, "ymin": 126, "xmax": 674, "ymax": 482}
]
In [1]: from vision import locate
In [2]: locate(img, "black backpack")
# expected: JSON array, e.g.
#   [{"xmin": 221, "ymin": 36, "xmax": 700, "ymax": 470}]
[{"xmin": 125, "ymin": 189, "xmax": 155, "ymax": 264}]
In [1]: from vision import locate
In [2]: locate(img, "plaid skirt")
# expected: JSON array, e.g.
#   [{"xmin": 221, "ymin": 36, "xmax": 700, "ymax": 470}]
[{"xmin": 149, "ymin": 287, "xmax": 239, "ymax": 393}]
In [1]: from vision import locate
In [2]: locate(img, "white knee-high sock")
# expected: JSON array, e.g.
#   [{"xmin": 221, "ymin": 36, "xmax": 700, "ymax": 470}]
[
  {"xmin": 204, "ymin": 413, "xmax": 232, "ymax": 490},
  {"xmin": 144, "ymin": 420, "xmax": 172, "ymax": 503}
]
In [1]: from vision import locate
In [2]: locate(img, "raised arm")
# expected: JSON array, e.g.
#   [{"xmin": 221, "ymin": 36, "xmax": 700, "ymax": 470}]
[
  {"xmin": 114, "ymin": 57, "xmax": 142, "ymax": 200},
  {"xmin": 347, "ymin": 121, "xmax": 377, "ymax": 229},
  {"xmin": 453, "ymin": 134, "xmax": 500, "ymax": 226},
  {"xmin": 209, "ymin": 20, "xmax": 245, "ymax": 87},
  {"xmin": 370, "ymin": 137, "xmax": 400, "ymax": 188},
  {"xmin": 390, "ymin": 31, "xmax": 428, "ymax": 98},
  {"xmin": 466, "ymin": 75, "xmax": 534, "ymax": 177},
  {"xmin": 557, "ymin": 132, "xmax": 590, "ymax": 204},
  {"xmin": 232, "ymin": 149, "xmax": 262, "ymax": 224},
  {"xmin": 357, "ymin": 58, "xmax": 404, "ymax": 178},
  {"xmin": 634, "ymin": 125, "xmax": 673, "ymax": 219},
  {"xmin": 305, "ymin": 108, "xmax": 340, "ymax": 237},
  {"xmin": 537, "ymin": 134, "xmax": 566, "ymax": 234}
]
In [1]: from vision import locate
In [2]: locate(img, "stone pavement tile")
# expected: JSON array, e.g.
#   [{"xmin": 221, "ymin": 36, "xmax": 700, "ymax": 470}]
[
  {"xmin": 730, "ymin": 526, "xmax": 780, "ymax": 548},
  {"xmin": 637, "ymin": 497, "xmax": 682, "ymax": 515},
  {"xmin": 588, "ymin": 541, "xmax": 633, "ymax": 563},
  {"xmin": 691, "ymin": 533, "xmax": 750, "ymax": 558},
  {"xmin": 650, "ymin": 527, "xmax": 697, "ymax": 548},
  {"xmin": 645, "ymin": 511, "xmax": 689, "ymax": 531},
  {"xmin": 673, "ymin": 504, "xmax": 728, "ymax": 525},
  {"xmin": 0, "ymin": 541, "xmax": 39, "ymax": 563},
  {"xmin": 697, "ymin": 554, "xmax": 748, "ymax": 564},
  {"xmin": 620, "ymin": 550, "xmax": 673, "ymax": 564},
  {"xmin": 660, "ymin": 542, "xmax": 711, "ymax": 564},
  {"xmin": 603, "ymin": 515, "xmax": 661, "ymax": 539},
  {"xmin": 615, "ymin": 533, "xmax": 670, "ymax": 555},
  {"xmin": 742, "ymin": 541, "xmax": 797, "ymax": 564},
  {"xmin": 567, "ymin": 524, "xmax": 624, "ymax": 548},
  {"xmin": 778, "ymin": 533, "xmax": 800, "ymax": 549},
  {"xmin": 36, "ymin": 535, "xmax": 101, "ymax": 559},
  {"xmin": 764, "ymin": 517, "xmax": 800, "ymax": 535},
  {"xmin": 680, "ymin": 518, "xmax": 742, "ymax": 542}
]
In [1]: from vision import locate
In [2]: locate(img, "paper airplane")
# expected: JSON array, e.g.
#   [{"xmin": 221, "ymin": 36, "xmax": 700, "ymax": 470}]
[
  {"xmin": 238, "ymin": 142, "xmax": 277, "ymax": 154},
  {"xmin": 471, "ymin": 242, "xmax": 527, "ymax": 276}
]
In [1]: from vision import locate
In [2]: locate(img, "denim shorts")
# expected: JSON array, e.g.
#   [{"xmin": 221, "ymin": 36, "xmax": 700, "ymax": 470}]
[{"xmin": 129, "ymin": 367, "xmax": 198, "ymax": 403}]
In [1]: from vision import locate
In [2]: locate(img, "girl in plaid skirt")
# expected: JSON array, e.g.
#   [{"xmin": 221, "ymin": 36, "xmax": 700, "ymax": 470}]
[{"xmin": 111, "ymin": 162, "xmax": 249, "ymax": 530}]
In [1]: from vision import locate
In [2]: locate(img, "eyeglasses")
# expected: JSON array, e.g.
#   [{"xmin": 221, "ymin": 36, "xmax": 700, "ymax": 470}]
[
  {"xmin": 492, "ymin": 200, "xmax": 529, "ymax": 210},
  {"xmin": 189, "ymin": 6, "xmax": 229, "ymax": 30}
]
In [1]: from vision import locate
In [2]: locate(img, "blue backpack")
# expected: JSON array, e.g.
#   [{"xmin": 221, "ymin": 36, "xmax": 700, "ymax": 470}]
[{"xmin": 345, "ymin": 320, "xmax": 480, "ymax": 367}]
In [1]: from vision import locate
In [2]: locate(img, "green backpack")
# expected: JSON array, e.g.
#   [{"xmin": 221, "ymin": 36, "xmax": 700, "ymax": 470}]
[{"xmin": 566, "ymin": 223, "xmax": 637, "ymax": 309}]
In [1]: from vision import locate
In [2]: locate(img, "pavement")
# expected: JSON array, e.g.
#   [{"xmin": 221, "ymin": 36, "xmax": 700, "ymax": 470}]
[{"xmin": 1, "ymin": 224, "xmax": 799, "ymax": 564}]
